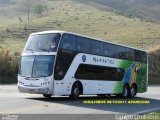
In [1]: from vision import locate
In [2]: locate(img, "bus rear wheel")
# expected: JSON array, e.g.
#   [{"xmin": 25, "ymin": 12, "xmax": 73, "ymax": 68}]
[
  {"xmin": 130, "ymin": 84, "xmax": 137, "ymax": 98},
  {"xmin": 43, "ymin": 94, "xmax": 52, "ymax": 98},
  {"xmin": 122, "ymin": 84, "xmax": 130, "ymax": 98},
  {"xmin": 70, "ymin": 83, "xmax": 80, "ymax": 100},
  {"xmin": 97, "ymin": 94, "xmax": 106, "ymax": 97}
]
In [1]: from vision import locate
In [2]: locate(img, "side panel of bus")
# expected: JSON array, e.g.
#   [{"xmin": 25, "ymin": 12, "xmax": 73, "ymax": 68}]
[
  {"xmin": 53, "ymin": 33, "xmax": 147, "ymax": 96},
  {"xmin": 54, "ymin": 53, "xmax": 147, "ymax": 95}
]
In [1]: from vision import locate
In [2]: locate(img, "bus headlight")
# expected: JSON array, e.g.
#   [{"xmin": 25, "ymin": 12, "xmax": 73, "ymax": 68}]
[
  {"xmin": 18, "ymin": 81, "xmax": 24, "ymax": 85},
  {"xmin": 44, "ymin": 78, "xmax": 48, "ymax": 81},
  {"xmin": 44, "ymin": 77, "xmax": 52, "ymax": 82}
]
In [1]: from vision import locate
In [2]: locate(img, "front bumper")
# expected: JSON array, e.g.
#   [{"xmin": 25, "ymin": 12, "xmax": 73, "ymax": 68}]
[{"xmin": 18, "ymin": 84, "xmax": 50, "ymax": 94}]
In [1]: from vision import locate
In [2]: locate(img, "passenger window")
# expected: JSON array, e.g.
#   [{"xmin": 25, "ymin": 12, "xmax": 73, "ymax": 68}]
[
  {"xmin": 141, "ymin": 52, "xmax": 147, "ymax": 63},
  {"xmin": 60, "ymin": 34, "xmax": 76, "ymax": 51},
  {"xmin": 91, "ymin": 40, "xmax": 103, "ymax": 55},
  {"xmin": 116, "ymin": 68, "xmax": 125, "ymax": 81},
  {"xmin": 135, "ymin": 50, "xmax": 141, "ymax": 62},
  {"xmin": 116, "ymin": 46, "xmax": 126, "ymax": 59},
  {"xmin": 75, "ymin": 64, "xmax": 123, "ymax": 81},
  {"xmin": 76, "ymin": 37, "xmax": 90, "ymax": 53},
  {"xmin": 103, "ymin": 43, "xmax": 116, "ymax": 57},
  {"xmin": 126, "ymin": 48, "xmax": 135, "ymax": 61}
]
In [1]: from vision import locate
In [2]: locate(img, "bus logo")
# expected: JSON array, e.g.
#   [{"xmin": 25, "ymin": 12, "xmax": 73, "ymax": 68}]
[{"xmin": 82, "ymin": 55, "xmax": 86, "ymax": 62}]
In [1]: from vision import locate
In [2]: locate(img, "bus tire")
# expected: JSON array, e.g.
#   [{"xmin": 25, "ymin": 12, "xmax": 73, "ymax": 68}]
[
  {"xmin": 43, "ymin": 94, "xmax": 52, "ymax": 98},
  {"xmin": 122, "ymin": 84, "xmax": 130, "ymax": 98},
  {"xmin": 116, "ymin": 94, "xmax": 123, "ymax": 98},
  {"xmin": 70, "ymin": 82, "xmax": 80, "ymax": 100},
  {"xmin": 97, "ymin": 94, "xmax": 106, "ymax": 97},
  {"xmin": 130, "ymin": 84, "xmax": 137, "ymax": 98},
  {"xmin": 106, "ymin": 94, "xmax": 111, "ymax": 97}
]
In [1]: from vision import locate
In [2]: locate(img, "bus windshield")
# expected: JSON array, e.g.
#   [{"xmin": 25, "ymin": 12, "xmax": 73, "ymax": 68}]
[
  {"xmin": 24, "ymin": 33, "xmax": 61, "ymax": 52},
  {"xmin": 19, "ymin": 55, "xmax": 55, "ymax": 78}
]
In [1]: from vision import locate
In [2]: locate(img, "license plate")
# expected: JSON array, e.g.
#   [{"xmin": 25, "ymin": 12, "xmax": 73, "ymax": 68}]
[{"xmin": 29, "ymin": 89, "xmax": 35, "ymax": 93}]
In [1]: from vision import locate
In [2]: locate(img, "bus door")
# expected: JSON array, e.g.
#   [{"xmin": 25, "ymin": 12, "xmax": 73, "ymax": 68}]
[{"xmin": 54, "ymin": 80, "xmax": 64, "ymax": 95}]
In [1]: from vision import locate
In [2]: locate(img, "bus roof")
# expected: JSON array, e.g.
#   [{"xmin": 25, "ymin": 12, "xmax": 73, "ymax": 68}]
[{"xmin": 30, "ymin": 30, "xmax": 147, "ymax": 52}]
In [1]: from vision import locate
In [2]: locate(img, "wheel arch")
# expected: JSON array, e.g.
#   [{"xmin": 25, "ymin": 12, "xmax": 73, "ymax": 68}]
[
  {"xmin": 71, "ymin": 81, "xmax": 83, "ymax": 95},
  {"xmin": 123, "ymin": 83, "xmax": 130, "ymax": 91}
]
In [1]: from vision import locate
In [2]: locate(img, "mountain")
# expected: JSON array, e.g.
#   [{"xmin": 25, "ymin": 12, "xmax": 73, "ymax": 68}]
[{"xmin": 76, "ymin": 0, "xmax": 160, "ymax": 23}]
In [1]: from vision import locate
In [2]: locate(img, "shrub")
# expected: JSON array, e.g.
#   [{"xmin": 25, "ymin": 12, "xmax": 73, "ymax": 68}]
[
  {"xmin": 148, "ymin": 46, "xmax": 160, "ymax": 84},
  {"xmin": 32, "ymin": 3, "xmax": 47, "ymax": 16},
  {"xmin": 0, "ymin": 48, "xmax": 20, "ymax": 84}
]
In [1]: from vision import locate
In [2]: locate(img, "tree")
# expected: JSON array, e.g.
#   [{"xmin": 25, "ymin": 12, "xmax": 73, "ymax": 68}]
[
  {"xmin": 18, "ymin": 0, "xmax": 36, "ymax": 21},
  {"xmin": 32, "ymin": 3, "xmax": 47, "ymax": 16}
]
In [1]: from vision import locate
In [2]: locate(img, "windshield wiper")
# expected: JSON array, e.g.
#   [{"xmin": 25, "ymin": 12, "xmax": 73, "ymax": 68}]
[
  {"xmin": 39, "ymin": 75, "xmax": 47, "ymax": 78},
  {"xmin": 39, "ymin": 48, "xmax": 50, "ymax": 52},
  {"xmin": 25, "ymin": 76, "xmax": 31, "ymax": 80},
  {"xmin": 26, "ymin": 48, "xmax": 34, "ymax": 53}
]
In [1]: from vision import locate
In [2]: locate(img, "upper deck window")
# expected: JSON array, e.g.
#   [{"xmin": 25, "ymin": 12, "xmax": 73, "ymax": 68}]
[
  {"xmin": 59, "ymin": 34, "xmax": 76, "ymax": 51},
  {"xmin": 24, "ymin": 33, "xmax": 61, "ymax": 52},
  {"xmin": 76, "ymin": 36, "xmax": 90, "ymax": 53},
  {"xmin": 91, "ymin": 40, "xmax": 103, "ymax": 55},
  {"xmin": 103, "ymin": 43, "xmax": 116, "ymax": 58}
]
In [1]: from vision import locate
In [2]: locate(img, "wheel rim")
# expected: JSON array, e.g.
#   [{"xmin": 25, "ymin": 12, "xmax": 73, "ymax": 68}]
[
  {"xmin": 123, "ymin": 86, "xmax": 128, "ymax": 97},
  {"xmin": 74, "ymin": 85, "xmax": 79, "ymax": 96},
  {"xmin": 74, "ymin": 88, "xmax": 79, "ymax": 95},
  {"xmin": 131, "ymin": 87, "xmax": 135, "ymax": 97}
]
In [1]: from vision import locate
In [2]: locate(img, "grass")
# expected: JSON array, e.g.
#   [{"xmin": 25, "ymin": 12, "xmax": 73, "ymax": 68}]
[
  {"xmin": 138, "ymin": 111, "xmax": 160, "ymax": 120},
  {"xmin": 0, "ymin": 38, "xmax": 25, "ymax": 52},
  {"xmin": 148, "ymin": 46, "xmax": 160, "ymax": 85},
  {"xmin": 148, "ymin": 78, "xmax": 160, "ymax": 85},
  {"xmin": 0, "ymin": 0, "xmax": 160, "ymax": 84},
  {"xmin": 152, "ymin": 110, "xmax": 160, "ymax": 114},
  {"xmin": 0, "ymin": 48, "xmax": 20, "ymax": 84},
  {"xmin": 0, "ymin": 1, "xmax": 160, "ymax": 51}
]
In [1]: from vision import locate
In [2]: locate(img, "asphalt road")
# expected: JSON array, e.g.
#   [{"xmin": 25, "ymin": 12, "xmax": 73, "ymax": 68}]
[{"xmin": 0, "ymin": 85, "xmax": 160, "ymax": 114}]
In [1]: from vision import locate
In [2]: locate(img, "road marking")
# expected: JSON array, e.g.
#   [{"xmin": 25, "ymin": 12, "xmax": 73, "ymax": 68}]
[{"xmin": 134, "ymin": 108, "xmax": 160, "ymax": 115}]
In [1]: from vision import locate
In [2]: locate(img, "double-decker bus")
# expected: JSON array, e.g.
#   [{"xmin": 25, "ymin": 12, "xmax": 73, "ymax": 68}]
[{"xmin": 18, "ymin": 30, "xmax": 148, "ymax": 99}]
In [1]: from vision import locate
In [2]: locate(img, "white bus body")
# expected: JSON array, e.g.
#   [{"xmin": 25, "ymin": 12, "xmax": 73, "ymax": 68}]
[{"xmin": 18, "ymin": 30, "xmax": 148, "ymax": 99}]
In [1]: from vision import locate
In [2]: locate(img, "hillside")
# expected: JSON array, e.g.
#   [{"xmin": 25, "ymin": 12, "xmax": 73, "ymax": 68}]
[
  {"xmin": 0, "ymin": 0, "xmax": 160, "ymax": 52},
  {"xmin": 0, "ymin": 0, "xmax": 159, "ymax": 84},
  {"xmin": 76, "ymin": 0, "xmax": 160, "ymax": 23}
]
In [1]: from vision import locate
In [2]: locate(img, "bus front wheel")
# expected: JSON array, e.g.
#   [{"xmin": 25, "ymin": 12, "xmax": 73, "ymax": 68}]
[
  {"xmin": 43, "ymin": 94, "xmax": 52, "ymax": 98},
  {"xmin": 70, "ymin": 83, "xmax": 80, "ymax": 100}
]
